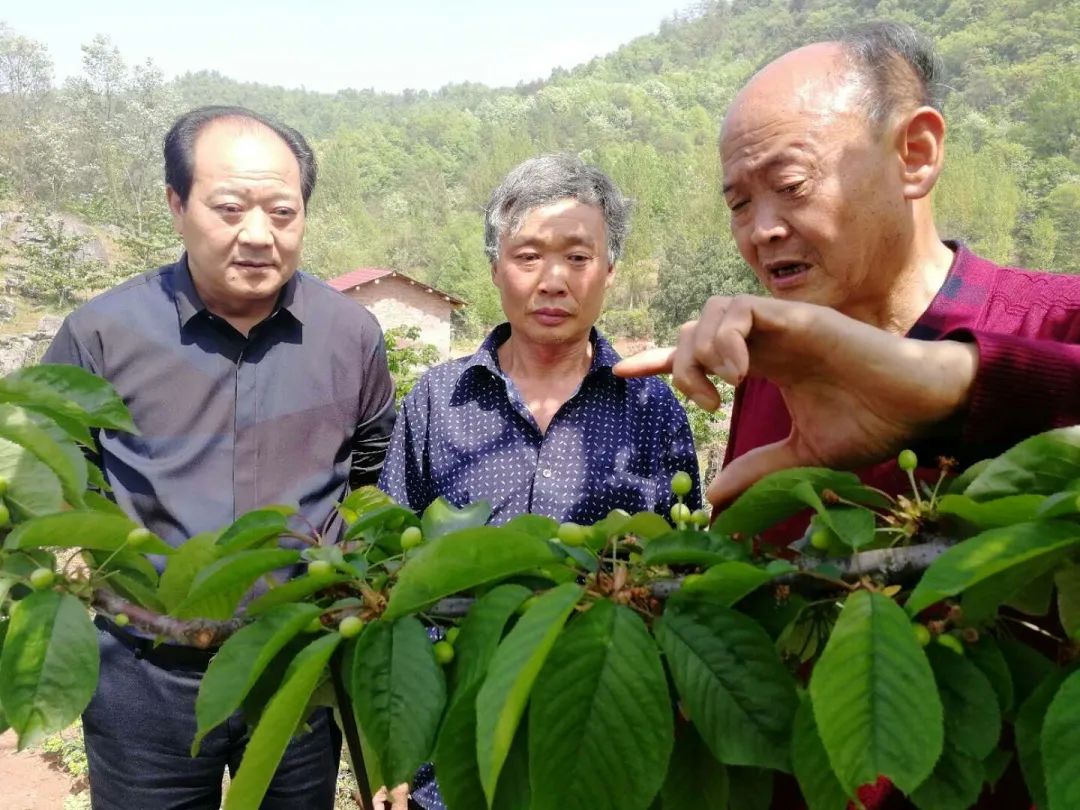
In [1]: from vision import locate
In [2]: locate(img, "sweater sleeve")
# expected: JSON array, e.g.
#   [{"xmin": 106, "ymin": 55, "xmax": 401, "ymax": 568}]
[{"xmin": 948, "ymin": 327, "xmax": 1080, "ymax": 453}]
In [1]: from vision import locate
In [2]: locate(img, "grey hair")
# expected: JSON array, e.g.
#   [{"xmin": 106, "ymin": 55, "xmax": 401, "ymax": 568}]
[
  {"xmin": 483, "ymin": 154, "xmax": 631, "ymax": 265},
  {"xmin": 836, "ymin": 22, "xmax": 944, "ymax": 124}
]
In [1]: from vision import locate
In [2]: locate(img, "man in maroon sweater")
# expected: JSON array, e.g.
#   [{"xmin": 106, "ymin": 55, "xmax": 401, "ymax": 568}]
[
  {"xmin": 618, "ymin": 22, "xmax": 1079, "ymax": 517},
  {"xmin": 617, "ymin": 21, "xmax": 1077, "ymax": 810}
]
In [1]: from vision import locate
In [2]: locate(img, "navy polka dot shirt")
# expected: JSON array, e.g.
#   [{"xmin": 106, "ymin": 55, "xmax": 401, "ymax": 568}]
[{"xmin": 379, "ymin": 323, "xmax": 702, "ymax": 525}]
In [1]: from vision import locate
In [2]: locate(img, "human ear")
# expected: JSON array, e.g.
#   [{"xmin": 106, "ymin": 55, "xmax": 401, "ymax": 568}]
[{"xmin": 895, "ymin": 106, "xmax": 945, "ymax": 200}]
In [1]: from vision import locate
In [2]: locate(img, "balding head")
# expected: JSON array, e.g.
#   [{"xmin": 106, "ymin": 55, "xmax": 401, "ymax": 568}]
[{"xmin": 718, "ymin": 24, "xmax": 948, "ymax": 318}]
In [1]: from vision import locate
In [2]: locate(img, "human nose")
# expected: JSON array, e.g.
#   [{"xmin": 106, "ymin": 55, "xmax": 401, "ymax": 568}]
[{"xmin": 238, "ymin": 210, "xmax": 273, "ymax": 248}]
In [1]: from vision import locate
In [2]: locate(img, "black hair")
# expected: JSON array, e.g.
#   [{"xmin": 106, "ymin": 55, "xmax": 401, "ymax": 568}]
[{"xmin": 163, "ymin": 105, "xmax": 317, "ymax": 206}]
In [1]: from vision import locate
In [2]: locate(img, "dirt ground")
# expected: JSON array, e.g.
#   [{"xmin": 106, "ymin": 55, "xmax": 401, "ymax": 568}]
[{"xmin": 0, "ymin": 730, "xmax": 82, "ymax": 810}]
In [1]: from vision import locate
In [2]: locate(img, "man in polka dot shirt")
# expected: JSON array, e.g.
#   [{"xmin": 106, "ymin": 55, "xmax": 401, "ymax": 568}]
[{"xmin": 380, "ymin": 154, "xmax": 701, "ymax": 533}]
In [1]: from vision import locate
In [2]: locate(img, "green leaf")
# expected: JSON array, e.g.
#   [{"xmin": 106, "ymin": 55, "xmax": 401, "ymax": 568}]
[
  {"xmin": 421, "ymin": 497, "xmax": 491, "ymax": 540},
  {"xmin": 224, "ymin": 633, "xmax": 340, "ymax": 810},
  {"xmin": 349, "ymin": 617, "xmax": 447, "ymax": 787},
  {"xmin": 964, "ymin": 427, "xmax": 1080, "ymax": 500},
  {"xmin": 343, "ymin": 504, "xmax": 420, "ymax": 542},
  {"xmin": 713, "ymin": 468, "xmax": 886, "ymax": 536},
  {"xmin": 340, "ymin": 485, "xmax": 393, "ymax": 516},
  {"xmin": 948, "ymin": 459, "xmax": 991, "ymax": 494},
  {"xmin": 492, "ymin": 717, "xmax": 531, "ymax": 810},
  {"xmin": 907, "ymin": 648, "xmax": 997, "ymax": 810},
  {"xmin": 216, "ymin": 509, "xmax": 290, "ymax": 552},
  {"xmin": 476, "ymin": 583, "xmax": 582, "ymax": 804},
  {"xmin": 822, "ymin": 505, "xmax": 877, "ymax": 551},
  {"xmin": 910, "ymin": 744, "xmax": 985, "ymax": 810},
  {"xmin": 1000, "ymin": 637, "xmax": 1055, "ymax": 711},
  {"xmin": 1041, "ymin": 668, "xmax": 1080, "ymax": 810},
  {"xmin": 434, "ymin": 682, "xmax": 488, "ymax": 810},
  {"xmin": 450, "ymin": 584, "xmax": 532, "ymax": 696},
  {"xmin": 384, "ymin": 527, "xmax": 559, "ymax": 620},
  {"xmin": 529, "ymin": 602, "xmax": 673, "ymax": 810},
  {"xmin": 906, "ymin": 521, "xmax": 1080, "ymax": 616},
  {"xmin": 0, "ymin": 405, "xmax": 87, "ymax": 507},
  {"xmin": 5, "ymin": 511, "xmax": 172, "ymax": 555},
  {"xmin": 1036, "ymin": 490, "xmax": 1080, "ymax": 520},
  {"xmin": 503, "ymin": 514, "xmax": 559, "ymax": 540},
  {"xmin": 157, "ymin": 532, "xmax": 223, "ymax": 612},
  {"xmin": 660, "ymin": 723, "xmax": 729, "ymax": 809},
  {"xmin": 961, "ymin": 558, "xmax": 1058, "ymax": 623},
  {"xmin": 654, "ymin": 598, "xmax": 798, "ymax": 771},
  {"xmin": 1015, "ymin": 668, "xmax": 1070, "ymax": 810},
  {"xmin": 244, "ymin": 572, "xmax": 351, "ymax": 617},
  {"xmin": 641, "ymin": 530, "xmax": 749, "ymax": 567},
  {"xmin": 0, "ymin": 437, "xmax": 64, "ymax": 519},
  {"xmin": 983, "ymin": 748, "xmax": 1013, "ymax": 788},
  {"xmin": 791, "ymin": 694, "xmax": 848, "ymax": 810},
  {"xmin": 677, "ymin": 561, "xmax": 782, "ymax": 606},
  {"xmin": 0, "ymin": 590, "xmax": 99, "ymax": 749},
  {"xmin": 173, "ymin": 549, "xmax": 301, "ymax": 620},
  {"xmin": 194, "ymin": 603, "xmax": 322, "ymax": 754},
  {"xmin": 83, "ymin": 490, "xmax": 125, "ymax": 516},
  {"xmin": 925, "ymin": 645, "xmax": 1000, "ymax": 760},
  {"xmin": 606, "ymin": 511, "xmax": 673, "ymax": 542},
  {"xmin": 966, "ymin": 636, "xmax": 1014, "ymax": 716},
  {"xmin": 1056, "ymin": 564, "xmax": 1080, "ymax": 639},
  {"xmin": 937, "ymin": 494, "xmax": 1046, "ymax": 529},
  {"xmin": 809, "ymin": 590, "xmax": 943, "ymax": 796},
  {"xmin": 0, "ymin": 364, "xmax": 137, "ymax": 433}
]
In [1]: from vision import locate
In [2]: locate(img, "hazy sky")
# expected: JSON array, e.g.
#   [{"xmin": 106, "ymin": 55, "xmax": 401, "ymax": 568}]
[{"xmin": 5, "ymin": 1, "xmax": 697, "ymax": 93}]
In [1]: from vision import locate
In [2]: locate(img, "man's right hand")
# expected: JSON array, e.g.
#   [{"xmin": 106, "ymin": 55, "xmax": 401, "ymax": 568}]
[{"xmin": 614, "ymin": 294, "xmax": 978, "ymax": 508}]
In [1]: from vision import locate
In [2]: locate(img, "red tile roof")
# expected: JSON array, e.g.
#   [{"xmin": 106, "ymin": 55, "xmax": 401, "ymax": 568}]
[
  {"xmin": 327, "ymin": 267, "xmax": 467, "ymax": 306},
  {"xmin": 327, "ymin": 267, "xmax": 393, "ymax": 291}
]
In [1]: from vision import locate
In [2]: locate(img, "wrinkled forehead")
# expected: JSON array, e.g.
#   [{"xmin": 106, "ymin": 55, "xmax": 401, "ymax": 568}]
[{"xmin": 721, "ymin": 44, "xmax": 862, "ymax": 160}]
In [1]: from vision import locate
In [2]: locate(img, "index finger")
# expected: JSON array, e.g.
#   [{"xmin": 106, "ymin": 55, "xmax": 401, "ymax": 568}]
[{"xmin": 612, "ymin": 346, "xmax": 676, "ymax": 378}]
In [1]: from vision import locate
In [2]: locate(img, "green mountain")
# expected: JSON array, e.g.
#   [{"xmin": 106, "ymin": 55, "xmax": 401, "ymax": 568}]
[{"xmin": 1, "ymin": 0, "xmax": 1077, "ymax": 339}]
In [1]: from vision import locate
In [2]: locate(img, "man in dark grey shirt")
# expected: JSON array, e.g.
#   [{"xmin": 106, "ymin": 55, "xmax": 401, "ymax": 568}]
[{"xmin": 43, "ymin": 106, "xmax": 395, "ymax": 810}]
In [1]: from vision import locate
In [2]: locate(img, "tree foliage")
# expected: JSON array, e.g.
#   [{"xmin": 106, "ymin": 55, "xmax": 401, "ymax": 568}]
[{"xmin": 1, "ymin": 0, "xmax": 1076, "ymax": 340}]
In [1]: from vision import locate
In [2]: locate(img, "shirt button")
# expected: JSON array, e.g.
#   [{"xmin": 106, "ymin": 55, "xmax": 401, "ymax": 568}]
[{"xmin": 542, "ymin": 469, "xmax": 552, "ymax": 478}]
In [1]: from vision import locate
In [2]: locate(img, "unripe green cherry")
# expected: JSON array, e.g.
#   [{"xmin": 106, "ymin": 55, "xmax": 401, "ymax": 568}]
[
  {"xmin": 126, "ymin": 527, "xmax": 154, "ymax": 549},
  {"xmin": 307, "ymin": 615, "xmax": 325, "ymax": 633},
  {"xmin": 810, "ymin": 528, "xmax": 832, "ymax": 551},
  {"xmin": 445, "ymin": 627, "xmax": 460, "ymax": 645},
  {"xmin": 670, "ymin": 503, "xmax": 692, "ymax": 524},
  {"xmin": 912, "ymin": 623, "xmax": 931, "ymax": 647},
  {"xmin": 114, "ymin": 613, "xmax": 130, "ymax": 628},
  {"xmin": 338, "ymin": 616, "xmax": 365, "ymax": 639},
  {"xmin": 434, "ymin": 640, "xmax": 455, "ymax": 665},
  {"xmin": 308, "ymin": 560, "xmax": 334, "ymax": 577},
  {"xmin": 691, "ymin": 509, "xmax": 709, "ymax": 527},
  {"xmin": 670, "ymin": 471, "xmax": 693, "ymax": 498},
  {"xmin": 400, "ymin": 526, "xmax": 424, "ymax": 550},
  {"xmin": 897, "ymin": 449, "xmax": 918, "ymax": 472},
  {"xmin": 557, "ymin": 522, "xmax": 587, "ymax": 547},
  {"xmin": 29, "ymin": 567, "xmax": 55, "ymax": 590}
]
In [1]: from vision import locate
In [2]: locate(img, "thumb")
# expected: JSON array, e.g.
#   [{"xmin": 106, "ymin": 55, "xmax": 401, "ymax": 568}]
[{"xmin": 706, "ymin": 438, "xmax": 802, "ymax": 510}]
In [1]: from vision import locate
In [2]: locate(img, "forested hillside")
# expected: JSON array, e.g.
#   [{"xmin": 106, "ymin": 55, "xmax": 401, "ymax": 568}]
[{"xmin": 1, "ymin": 0, "xmax": 1077, "ymax": 340}]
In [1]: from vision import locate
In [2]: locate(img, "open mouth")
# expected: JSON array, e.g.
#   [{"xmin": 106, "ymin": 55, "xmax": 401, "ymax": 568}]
[{"xmin": 769, "ymin": 262, "xmax": 810, "ymax": 279}]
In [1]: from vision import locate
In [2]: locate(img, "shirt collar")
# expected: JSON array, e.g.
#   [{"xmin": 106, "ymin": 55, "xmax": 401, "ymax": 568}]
[
  {"xmin": 170, "ymin": 253, "xmax": 305, "ymax": 329},
  {"xmin": 461, "ymin": 323, "xmax": 622, "ymax": 381}
]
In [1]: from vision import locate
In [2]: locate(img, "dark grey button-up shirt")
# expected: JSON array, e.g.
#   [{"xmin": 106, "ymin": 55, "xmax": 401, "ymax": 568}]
[{"xmin": 43, "ymin": 256, "xmax": 395, "ymax": 559}]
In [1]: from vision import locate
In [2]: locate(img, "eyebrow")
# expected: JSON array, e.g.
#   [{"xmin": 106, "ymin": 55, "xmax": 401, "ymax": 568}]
[{"xmin": 722, "ymin": 152, "xmax": 803, "ymax": 195}]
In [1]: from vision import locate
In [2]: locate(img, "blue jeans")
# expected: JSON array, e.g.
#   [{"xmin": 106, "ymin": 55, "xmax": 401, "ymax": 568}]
[{"xmin": 83, "ymin": 620, "xmax": 341, "ymax": 810}]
